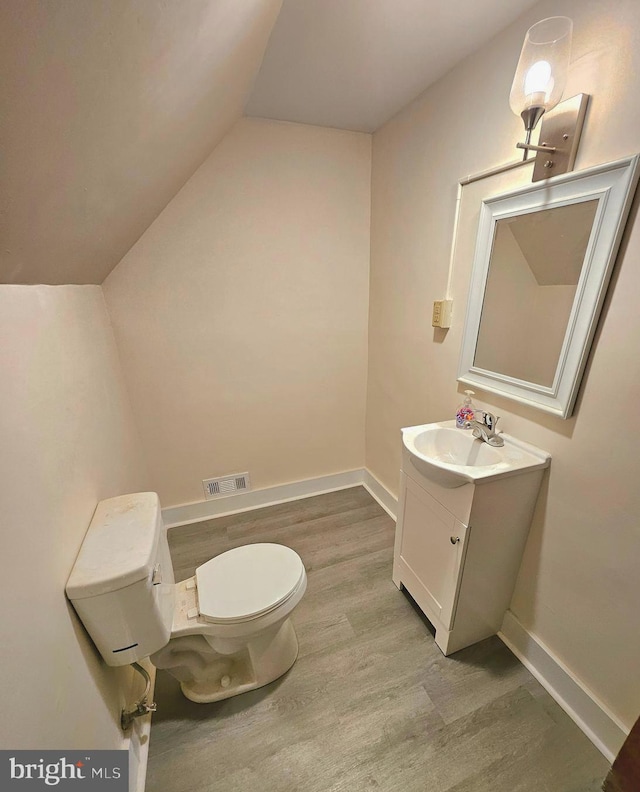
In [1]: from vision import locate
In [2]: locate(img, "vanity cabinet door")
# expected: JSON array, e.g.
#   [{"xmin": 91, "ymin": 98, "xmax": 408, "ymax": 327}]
[{"xmin": 399, "ymin": 475, "xmax": 469, "ymax": 629}]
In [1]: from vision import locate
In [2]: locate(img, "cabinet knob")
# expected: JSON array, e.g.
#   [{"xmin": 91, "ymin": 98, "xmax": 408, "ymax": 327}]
[{"xmin": 450, "ymin": 536, "xmax": 460, "ymax": 545}]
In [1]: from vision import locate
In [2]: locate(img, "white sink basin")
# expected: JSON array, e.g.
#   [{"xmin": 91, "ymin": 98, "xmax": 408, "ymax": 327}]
[{"xmin": 402, "ymin": 421, "xmax": 551, "ymax": 488}]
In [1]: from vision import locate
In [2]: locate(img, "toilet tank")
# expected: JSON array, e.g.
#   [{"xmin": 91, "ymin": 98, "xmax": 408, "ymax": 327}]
[{"xmin": 66, "ymin": 492, "xmax": 175, "ymax": 667}]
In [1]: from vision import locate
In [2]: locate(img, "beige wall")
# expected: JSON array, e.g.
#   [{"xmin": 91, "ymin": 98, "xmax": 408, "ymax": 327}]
[
  {"xmin": 0, "ymin": 286, "xmax": 150, "ymax": 748},
  {"xmin": 104, "ymin": 118, "xmax": 371, "ymax": 508},
  {"xmin": 367, "ymin": 0, "xmax": 640, "ymax": 727}
]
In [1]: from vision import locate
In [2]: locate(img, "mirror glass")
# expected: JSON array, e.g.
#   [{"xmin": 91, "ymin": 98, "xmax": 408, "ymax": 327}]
[
  {"xmin": 474, "ymin": 200, "xmax": 598, "ymax": 386},
  {"xmin": 458, "ymin": 156, "xmax": 639, "ymax": 418}
]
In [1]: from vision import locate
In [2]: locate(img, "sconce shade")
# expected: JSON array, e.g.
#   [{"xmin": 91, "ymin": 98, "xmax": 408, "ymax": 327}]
[{"xmin": 510, "ymin": 17, "xmax": 572, "ymax": 129}]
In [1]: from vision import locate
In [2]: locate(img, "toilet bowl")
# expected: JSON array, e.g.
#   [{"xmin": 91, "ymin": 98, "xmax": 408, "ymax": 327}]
[
  {"xmin": 151, "ymin": 543, "xmax": 307, "ymax": 702},
  {"xmin": 66, "ymin": 493, "xmax": 307, "ymax": 704}
]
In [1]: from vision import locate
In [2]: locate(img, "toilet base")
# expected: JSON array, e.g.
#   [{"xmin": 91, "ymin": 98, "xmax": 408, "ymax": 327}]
[{"xmin": 156, "ymin": 618, "xmax": 300, "ymax": 704}]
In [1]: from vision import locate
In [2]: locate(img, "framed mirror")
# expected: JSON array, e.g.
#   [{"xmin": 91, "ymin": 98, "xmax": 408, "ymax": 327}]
[{"xmin": 458, "ymin": 155, "xmax": 640, "ymax": 418}]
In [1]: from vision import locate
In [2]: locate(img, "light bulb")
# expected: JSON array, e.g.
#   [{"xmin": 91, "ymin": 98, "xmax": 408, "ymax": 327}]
[
  {"xmin": 523, "ymin": 60, "xmax": 555, "ymax": 109},
  {"xmin": 510, "ymin": 17, "xmax": 572, "ymax": 121}
]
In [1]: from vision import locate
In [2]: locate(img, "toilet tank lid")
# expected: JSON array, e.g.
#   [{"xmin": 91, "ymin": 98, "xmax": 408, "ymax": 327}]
[{"xmin": 66, "ymin": 492, "xmax": 163, "ymax": 600}]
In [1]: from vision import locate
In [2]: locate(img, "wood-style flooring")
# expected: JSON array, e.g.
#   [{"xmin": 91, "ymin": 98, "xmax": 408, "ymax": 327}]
[{"xmin": 147, "ymin": 487, "xmax": 609, "ymax": 791}]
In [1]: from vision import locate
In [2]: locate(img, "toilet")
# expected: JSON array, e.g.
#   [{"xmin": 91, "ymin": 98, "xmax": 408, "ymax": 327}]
[{"xmin": 66, "ymin": 492, "xmax": 307, "ymax": 703}]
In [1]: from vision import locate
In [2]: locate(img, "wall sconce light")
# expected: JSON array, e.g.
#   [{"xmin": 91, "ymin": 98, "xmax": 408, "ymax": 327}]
[{"xmin": 510, "ymin": 17, "xmax": 588, "ymax": 181}]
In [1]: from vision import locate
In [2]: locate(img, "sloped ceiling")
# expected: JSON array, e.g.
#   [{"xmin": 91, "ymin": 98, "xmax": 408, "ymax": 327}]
[
  {"xmin": 245, "ymin": 0, "xmax": 540, "ymax": 133},
  {"xmin": 0, "ymin": 0, "xmax": 282, "ymax": 285},
  {"xmin": 1, "ymin": 0, "xmax": 543, "ymax": 286}
]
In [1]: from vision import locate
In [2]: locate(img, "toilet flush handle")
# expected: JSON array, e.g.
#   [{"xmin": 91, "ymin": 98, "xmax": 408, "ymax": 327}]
[{"xmin": 152, "ymin": 564, "xmax": 162, "ymax": 585}]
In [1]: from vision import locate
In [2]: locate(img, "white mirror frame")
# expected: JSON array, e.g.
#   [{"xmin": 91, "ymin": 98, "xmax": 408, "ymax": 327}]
[{"xmin": 458, "ymin": 155, "xmax": 640, "ymax": 419}]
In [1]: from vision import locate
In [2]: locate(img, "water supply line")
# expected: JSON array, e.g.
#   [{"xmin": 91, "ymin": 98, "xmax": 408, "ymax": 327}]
[{"xmin": 121, "ymin": 662, "xmax": 157, "ymax": 731}]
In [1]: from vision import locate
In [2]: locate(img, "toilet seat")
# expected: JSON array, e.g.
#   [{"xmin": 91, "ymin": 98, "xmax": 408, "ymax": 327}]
[{"xmin": 195, "ymin": 543, "xmax": 305, "ymax": 624}]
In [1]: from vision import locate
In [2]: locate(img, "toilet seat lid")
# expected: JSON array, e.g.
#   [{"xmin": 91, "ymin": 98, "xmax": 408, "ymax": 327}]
[{"xmin": 195, "ymin": 543, "xmax": 305, "ymax": 623}]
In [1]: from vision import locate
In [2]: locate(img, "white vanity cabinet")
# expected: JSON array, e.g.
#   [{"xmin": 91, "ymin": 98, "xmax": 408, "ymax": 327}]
[{"xmin": 393, "ymin": 426, "xmax": 550, "ymax": 655}]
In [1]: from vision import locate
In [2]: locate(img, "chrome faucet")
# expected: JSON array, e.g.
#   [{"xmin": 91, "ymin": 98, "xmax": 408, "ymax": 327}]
[{"xmin": 467, "ymin": 411, "xmax": 504, "ymax": 447}]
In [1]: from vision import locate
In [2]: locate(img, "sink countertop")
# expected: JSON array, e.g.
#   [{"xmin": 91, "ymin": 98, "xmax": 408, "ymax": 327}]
[{"xmin": 402, "ymin": 420, "xmax": 551, "ymax": 488}]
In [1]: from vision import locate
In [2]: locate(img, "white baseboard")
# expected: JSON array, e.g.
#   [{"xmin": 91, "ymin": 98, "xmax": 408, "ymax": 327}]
[
  {"xmin": 499, "ymin": 609, "xmax": 628, "ymax": 762},
  {"xmin": 162, "ymin": 468, "xmax": 398, "ymax": 529},
  {"xmin": 362, "ymin": 469, "xmax": 398, "ymax": 520},
  {"xmin": 162, "ymin": 469, "xmax": 367, "ymax": 528}
]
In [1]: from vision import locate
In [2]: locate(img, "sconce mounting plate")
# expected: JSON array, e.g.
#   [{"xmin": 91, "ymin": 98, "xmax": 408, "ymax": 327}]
[{"xmin": 531, "ymin": 93, "xmax": 589, "ymax": 182}]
